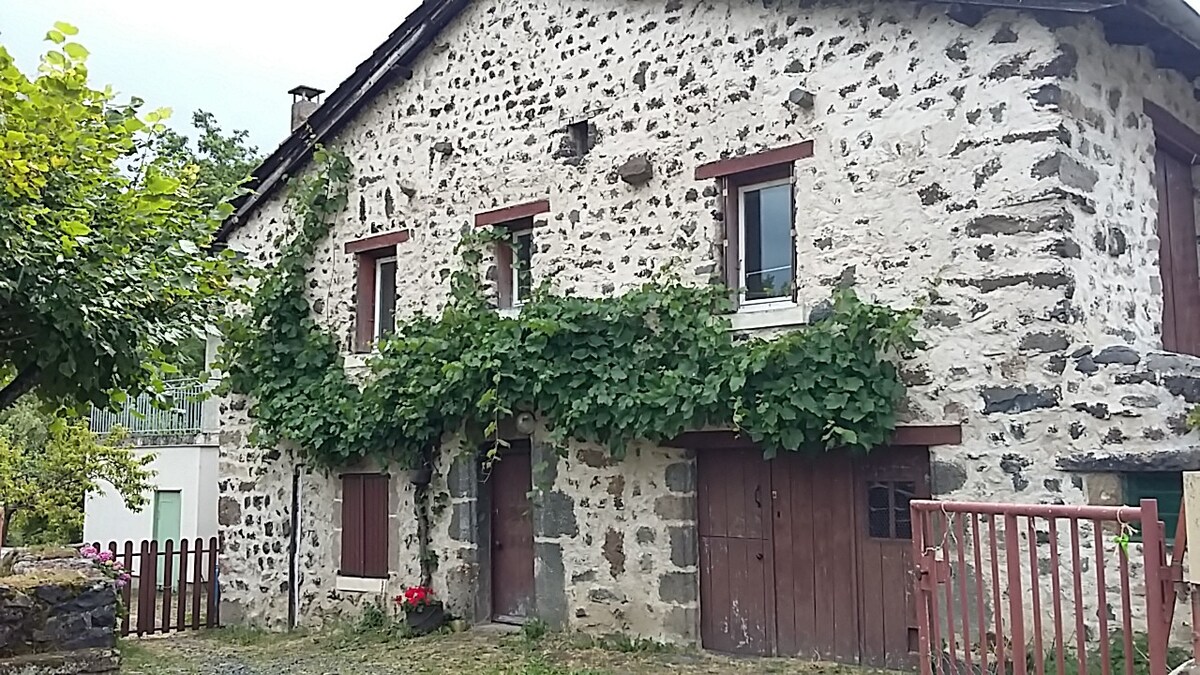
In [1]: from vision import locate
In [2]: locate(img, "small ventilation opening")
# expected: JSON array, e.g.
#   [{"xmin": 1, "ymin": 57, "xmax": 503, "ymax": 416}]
[{"xmin": 568, "ymin": 120, "xmax": 591, "ymax": 157}]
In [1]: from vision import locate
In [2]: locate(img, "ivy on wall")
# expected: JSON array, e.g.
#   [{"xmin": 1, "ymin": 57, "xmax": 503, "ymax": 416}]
[{"xmin": 222, "ymin": 149, "xmax": 924, "ymax": 470}]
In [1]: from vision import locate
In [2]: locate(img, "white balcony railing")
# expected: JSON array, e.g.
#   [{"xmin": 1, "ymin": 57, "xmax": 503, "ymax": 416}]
[{"xmin": 89, "ymin": 378, "xmax": 206, "ymax": 436}]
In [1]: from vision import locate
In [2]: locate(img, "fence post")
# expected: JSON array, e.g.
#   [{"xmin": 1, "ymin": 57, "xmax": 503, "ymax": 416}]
[
  {"xmin": 206, "ymin": 537, "xmax": 219, "ymax": 627},
  {"xmin": 1005, "ymin": 514, "xmax": 1028, "ymax": 675},
  {"xmin": 1141, "ymin": 499, "xmax": 1167, "ymax": 675},
  {"xmin": 911, "ymin": 503, "xmax": 933, "ymax": 675},
  {"xmin": 177, "ymin": 538, "xmax": 188, "ymax": 631}
]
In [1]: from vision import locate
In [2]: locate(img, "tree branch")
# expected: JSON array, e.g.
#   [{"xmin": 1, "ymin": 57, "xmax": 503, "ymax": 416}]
[{"xmin": 0, "ymin": 364, "xmax": 41, "ymax": 411}]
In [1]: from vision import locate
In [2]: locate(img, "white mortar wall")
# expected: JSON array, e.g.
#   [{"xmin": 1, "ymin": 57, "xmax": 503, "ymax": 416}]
[
  {"xmin": 215, "ymin": 0, "xmax": 1200, "ymax": 643},
  {"xmin": 83, "ymin": 444, "xmax": 219, "ymax": 546}
]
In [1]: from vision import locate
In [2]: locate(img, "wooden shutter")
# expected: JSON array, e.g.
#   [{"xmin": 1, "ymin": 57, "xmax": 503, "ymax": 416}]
[
  {"xmin": 1156, "ymin": 148, "xmax": 1200, "ymax": 356},
  {"xmin": 353, "ymin": 255, "xmax": 376, "ymax": 353},
  {"xmin": 340, "ymin": 475, "xmax": 365, "ymax": 576},
  {"xmin": 340, "ymin": 474, "xmax": 389, "ymax": 578},
  {"xmin": 361, "ymin": 475, "xmax": 390, "ymax": 578}
]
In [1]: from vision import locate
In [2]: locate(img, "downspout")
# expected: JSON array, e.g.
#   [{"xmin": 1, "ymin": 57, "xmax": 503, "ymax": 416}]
[
  {"xmin": 287, "ymin": 462, "xmax": 302, "ymax": 630},
  {"xmin": 412, "ymin": 449, "xmax": 435, "ymax": 587}
]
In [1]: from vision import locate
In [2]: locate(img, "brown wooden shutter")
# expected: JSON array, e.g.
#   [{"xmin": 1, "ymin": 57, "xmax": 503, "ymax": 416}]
[
  {"xmin": 723, "ymin": 180, "xmax": 740, "ymax": 297},
  {"xmin": 354, "ymin": 255, "xmax": 376, "ymax": 353},
  {"xmin": 340, "ymin": 474, "xmax": 365, "ymax": 576},
  {"xmin": 1156, "ymin": 148, "xmax": 1200, "ymax": 356},
  {"xmin": 361, "ymin": 474, "xmax": 390, "ymax": 579}
]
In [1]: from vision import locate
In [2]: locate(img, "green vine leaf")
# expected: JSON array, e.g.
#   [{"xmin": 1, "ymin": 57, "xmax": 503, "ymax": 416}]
[{"xmin": 222, "ymin": 150, "xmax": 924, "ymax": 469}]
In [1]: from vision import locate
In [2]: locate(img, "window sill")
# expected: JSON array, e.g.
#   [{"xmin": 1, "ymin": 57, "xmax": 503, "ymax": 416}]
[
  {"xmin": 335, "ymin": 575, "xmax": 388, "ymax": 593},
  {"xmin": 497, "ymin": 306, "xmax": 521, "ymax": 318},
  {"xmin": 728, "ymin": 304, "xmax": 809, "ymax": 331}
]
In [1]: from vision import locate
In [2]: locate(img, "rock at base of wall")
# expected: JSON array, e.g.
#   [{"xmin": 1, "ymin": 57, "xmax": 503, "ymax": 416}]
[{"xmin": 0, "ymin": 648, "xmax": 119, "ymax": 674}]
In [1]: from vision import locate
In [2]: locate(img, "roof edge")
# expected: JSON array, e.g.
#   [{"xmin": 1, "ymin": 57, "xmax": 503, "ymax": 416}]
[{"xmin": 217, "ymin": 0, "xmax": 1200, "ymax": 243}]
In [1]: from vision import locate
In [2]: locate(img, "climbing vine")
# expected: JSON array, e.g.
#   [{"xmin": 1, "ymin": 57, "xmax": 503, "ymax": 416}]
[{"xmin": 222, "ymin": 149, "xmax": 925, "ymax": 470}]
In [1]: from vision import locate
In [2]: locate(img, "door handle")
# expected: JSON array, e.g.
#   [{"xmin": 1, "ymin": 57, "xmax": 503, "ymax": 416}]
[
  {"xmin": 756, "ymin": 553, "xmax": 764, "ymax": 561},
  {"xmin": 754, "ymin": 486, "xmax": 762, "ymax": 508}
]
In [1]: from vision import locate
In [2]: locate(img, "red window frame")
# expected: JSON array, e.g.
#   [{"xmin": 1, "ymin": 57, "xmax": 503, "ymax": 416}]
[
  {"xmin": 345, "ymin": 230, "xmax": 410, "ymax": 352},
  {"xmin": 694, "ymin": 141, "xmax": 813, "ymax": 304},
  {"xmin": 475, "ymin": 200, "xmax": 550, "ymax": 309}
]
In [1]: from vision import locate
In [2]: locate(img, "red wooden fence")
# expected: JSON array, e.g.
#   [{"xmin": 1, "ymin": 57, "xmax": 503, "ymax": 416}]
[
  {"xmin": 910, "ymin": 500, "xmax": 1184, "ymax": 675},
  {"xmin": 90, "ymin": 537, "xmax": 220, "ymax": 637}
]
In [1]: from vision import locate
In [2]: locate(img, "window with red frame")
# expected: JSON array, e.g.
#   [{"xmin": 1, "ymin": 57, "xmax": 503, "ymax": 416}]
[
  {"xmin": 694, "ymin": 141, "xmax": 813, "ymax": 309},
  {"xmin": 475, "ymin": 200, "xmax": 549, "ymax": 309},
  {"xmin": 345, "ymin": 230, "xmax": 409, "ymax": 352}
]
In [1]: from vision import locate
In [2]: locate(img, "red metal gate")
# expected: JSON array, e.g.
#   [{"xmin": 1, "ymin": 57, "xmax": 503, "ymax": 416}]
[{"xmin": 910, "ymin": 500, "xmax": 1182, "ymax": 675}]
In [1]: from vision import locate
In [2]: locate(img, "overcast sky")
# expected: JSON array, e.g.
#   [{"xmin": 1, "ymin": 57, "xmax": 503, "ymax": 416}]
[
  {"xmin": 2, "ymin": 0, "xmax": 422, "ymax": 154},
  {"xmin": 3, "ymin": 0, "xmax": 1200, "ymax": 154}
]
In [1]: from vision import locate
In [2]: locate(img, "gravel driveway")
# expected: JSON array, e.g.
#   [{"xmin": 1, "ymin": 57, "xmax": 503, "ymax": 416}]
[{"xmin": 120, "ymin": 628, "xmax": 889, "ymax": 675}]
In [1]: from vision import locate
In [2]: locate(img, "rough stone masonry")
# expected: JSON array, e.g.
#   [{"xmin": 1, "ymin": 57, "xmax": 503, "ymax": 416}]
[{"xmin": 216, "ymin": 0, "xmax": 1200, "ymax": 647}]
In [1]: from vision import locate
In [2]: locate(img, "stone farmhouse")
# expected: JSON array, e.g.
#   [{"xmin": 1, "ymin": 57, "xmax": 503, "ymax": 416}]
[{"xmin": 214, "ymin": 0, "xmax": 1200, "ymax": 666}]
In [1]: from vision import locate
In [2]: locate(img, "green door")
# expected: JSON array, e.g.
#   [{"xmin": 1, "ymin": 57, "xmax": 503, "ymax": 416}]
[{"xmin": 152, "ymin": 490, "xmax": 182, "ymax": 587}]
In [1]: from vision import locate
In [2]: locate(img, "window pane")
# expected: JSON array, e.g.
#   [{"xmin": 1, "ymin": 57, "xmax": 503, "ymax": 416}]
[
  {"xmin": 377, "ymin": 259, "xmax": 397, "ymax": 337},
  {"xmin": 1125, "ymin": 472, "xmax": 1183, "ymax": 542},
  {"xmin": 742, "ymin": 183, "xmax": 792, "ymax": 301},
  {"xmin": 514, "ymin": 232, "xmax": 533, "ymax": 303},
  {"xmin": 894, "ymin": 482, "xmax": 915, "ymax": 540},
  {"xmin": 868, "ymin": 482, "xmax": 892, "ymax": 538}
]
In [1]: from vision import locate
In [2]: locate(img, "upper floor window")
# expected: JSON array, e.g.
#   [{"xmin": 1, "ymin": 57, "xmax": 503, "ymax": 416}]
[
  {"xmin": 1147, "ymin": 101, "xmax": 1200, "ymax": 356},
  {"xmin": 510, "ymin": 226, "xmax": 534, "ymax": 308},
  {"xmin": 345, "ymin": 230, "xmax": 410, "ymax": 353},
  {"xmin": 374, "ymin": 256, "xmax": 398, "ymax": 338},
  {"xmin": 739, "ymin": 178, "xmax": 794, "ymax": 305},
  {"xmin": 695, "ymin": 141, "xmax": 813, "ymax": 310},
  {"xmin": 476, "ymin": 199, "xmax": 550, "ymax": 310}
]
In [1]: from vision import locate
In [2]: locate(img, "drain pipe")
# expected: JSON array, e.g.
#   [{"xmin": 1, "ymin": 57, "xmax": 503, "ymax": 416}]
[{"xmin": 287, "ymin": 462, "xmax": 302, "ymax": 630}]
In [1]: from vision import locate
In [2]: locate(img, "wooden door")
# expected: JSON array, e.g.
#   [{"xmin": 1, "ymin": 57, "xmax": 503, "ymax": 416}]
[
  {"xmin": 772, "ymin": 452, "xmax": 860, "ymax": 662},
  {"xmin": 490, "ymin": 444, "xmax": 535, "ymax": 623},
  {"xmin": 697, "ymin": 448, "xmax": 774, "ymax": 655},
  {"xmin": 153, "ymin": 490, "xmax": 182, "ymax": 587},
  {"xmin": 1156, "ymin": 148, "xmax": 1200, "ymax": 355},
  {"xmin": 854, "ymin": 447, "xmax": 930, "ymax": 669}
]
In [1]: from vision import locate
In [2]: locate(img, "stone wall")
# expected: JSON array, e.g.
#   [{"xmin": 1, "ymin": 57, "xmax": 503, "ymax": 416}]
[
  {"xmin": 0, "ymin": 550, "xmax": 119, "ymax": 674},
  {"xmin": 216, "ymin": 0, "xmax": 1200, "ymax": 644}
]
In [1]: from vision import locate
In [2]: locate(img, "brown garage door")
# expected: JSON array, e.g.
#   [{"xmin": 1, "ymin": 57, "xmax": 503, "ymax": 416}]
[
  {"xmin": 698, "ymin": 446, "xmax": 929, "ymax": 665},
  {"xmin": 697, "ymin": 448, "xmax": 775, "ymax": 655}
]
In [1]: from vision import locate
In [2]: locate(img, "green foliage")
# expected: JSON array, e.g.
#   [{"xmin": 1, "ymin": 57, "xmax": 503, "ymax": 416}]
[
  {"xmin": 0, "ymin": 28, "xmax": 240, "ymax": 412},
  {"xmin": 224, "ymin": 150, "xmax": 921, "ymax": 469},
  {"xmin": 1026, "ymin": 633, "xmax": 1190, "ymax": 675},
  {"xmin": 1187, "ymin": 405, "xmax": 1200, "ymax": 432},
  {"xmin": 152, "ymin": 110, "xmax": 260, "ymax": 217},
  {"xmin": 0, "ymin": 399, "xmax": 153, "ymax": 546},
  {"xmin": 520, "ymin": 618, "xmax": 550, "ymax": 644}
]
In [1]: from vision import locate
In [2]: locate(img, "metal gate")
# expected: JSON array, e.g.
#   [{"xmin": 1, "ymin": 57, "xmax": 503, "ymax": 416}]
[{"xmin": 910, "ymin": 500, "xmax": 1182, "ymax": 675}]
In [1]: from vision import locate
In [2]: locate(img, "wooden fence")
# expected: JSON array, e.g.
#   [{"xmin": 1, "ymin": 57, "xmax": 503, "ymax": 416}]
[{"xmin": 90, "ymin": 537, "xmax": 220, "ymax": 636}]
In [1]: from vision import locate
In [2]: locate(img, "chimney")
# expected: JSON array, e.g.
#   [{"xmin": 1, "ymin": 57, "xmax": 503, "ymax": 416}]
[{"xmin": 288, "ymin": 85, "xmax": 325, "ymax": 132}]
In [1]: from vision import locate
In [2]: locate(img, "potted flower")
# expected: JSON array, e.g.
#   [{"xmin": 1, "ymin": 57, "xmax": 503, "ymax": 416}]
[{"xmin": 395, "ymin": 585, "xmax": 444, "ymax": 635}]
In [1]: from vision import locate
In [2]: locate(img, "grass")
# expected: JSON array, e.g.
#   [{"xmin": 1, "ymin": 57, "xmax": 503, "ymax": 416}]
[
  {"xmin": 0, "ymin": 568, "xmax": 87, "ymax": 591},
  {"xmin": 124, "ymin": 623, "xmax": 893, "ymax": 674},
  {"xmin": 1025, "ymin": 633, "xmax": 1192, "ymax": 675}
]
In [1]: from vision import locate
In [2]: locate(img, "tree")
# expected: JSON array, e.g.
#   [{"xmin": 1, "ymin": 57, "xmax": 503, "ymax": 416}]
[
  {"xmin": 151, "ymin": 111, "xmax": 260, "ymax": 376},
  {"xmin": 0, "ymin": 25, "xmax": 241, "ymax": 413},
  {"xmin": 0, "ymin": 399, "xmax": 153, "ymax": 547},
  {"xmin": 153, "ymin": 110, "xmax": 260, "ymax": 212}
]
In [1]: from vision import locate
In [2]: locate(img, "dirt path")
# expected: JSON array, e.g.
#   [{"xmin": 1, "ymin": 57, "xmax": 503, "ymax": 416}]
[{"xmin": 120, "ymin": 628, "xmax": 890, "ymax": 675}]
